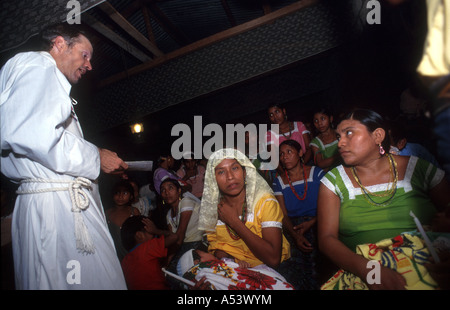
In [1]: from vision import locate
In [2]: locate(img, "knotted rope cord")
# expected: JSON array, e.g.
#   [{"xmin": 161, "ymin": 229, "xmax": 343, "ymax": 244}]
[{"xmin": 16, "ymin": 177, "xmax": 96, "ymax": 254}]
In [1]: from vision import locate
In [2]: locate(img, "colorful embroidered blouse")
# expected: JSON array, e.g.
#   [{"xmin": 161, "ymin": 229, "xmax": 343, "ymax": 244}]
[{"xmin": 206, "ymin": 193, "xmax": 291, "ymax": 267}]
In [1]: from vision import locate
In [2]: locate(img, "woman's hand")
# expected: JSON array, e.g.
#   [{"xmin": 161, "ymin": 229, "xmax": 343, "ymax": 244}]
[
  {"xmin": 293, "ymin": 218, "xmax": 315, "ymax": 234},
  {"xmin": 425, "ymin": 252, "xmax": 450, "ymax": 290},
  {"xmin": 217, "ymin": 199, "xmax": 241, "ymax": 227},
  {"xmin": 214, "ymin": 249, "xmax": 234, "ymax": 260},
  {"xmin": 294, "ymin": 233, "xmax": 313, "ymax": 253},
  {"xmin": 191, "ymin": 276, "xmax": 212, "ymax": 290},
  {"xmin": 292, "ymin": 218, "xmax": 315, "ymax": 252},
  {"xmin": 367, "ymin": 265, "xmax": 406, "ymax": 290},
  {"xmin": 237, "ymin": 260, "xmax": 250, "ymax": 269}
]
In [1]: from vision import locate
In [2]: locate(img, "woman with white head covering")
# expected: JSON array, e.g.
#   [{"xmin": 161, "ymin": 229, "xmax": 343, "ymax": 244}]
[{"xmin": 199, "ymin": 148, "xmax": 290, "ymax": 269}]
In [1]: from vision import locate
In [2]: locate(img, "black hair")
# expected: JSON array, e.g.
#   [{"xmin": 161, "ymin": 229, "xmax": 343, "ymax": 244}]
[
  {"xmin": 279, "ymin": 139, "xmax": 302, "ymax": 153},
  {"xmin": 192, "ymin": 249, "xmax": 201, "ymax": 262},
  {"xmin": 386, "ymin": 118, "xmax": 410, "ymax": 146},
  {"xmin": 312, "ymin": 106, "xmax": 334, "ymax": 119},
  {"xmin": 267, "ymin": 102, "xmax": 285, "ymax": 111},
  {"xmin": 39, "ymin": 23, "xmax": 89, "ymax": 52},
  {"xmin": 159, "ymin": 178, "xmax": 182, "ymax": 193},
  {"xmin": 340, "ymin": 108, "xmax": 390, "ymax": 152},
  {"xmin": 120, "ymin": 215, "xmax": 148, "ymax": 251},
  {"xmin": 112, "ymin": 180, "xmax": 135, "ymax": 202}
]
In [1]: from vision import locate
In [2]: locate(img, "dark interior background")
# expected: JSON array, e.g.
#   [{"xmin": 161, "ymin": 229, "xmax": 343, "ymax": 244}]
[{"xmin": 1, "ymin": 0, "xmax": 434, "ymax": 205}]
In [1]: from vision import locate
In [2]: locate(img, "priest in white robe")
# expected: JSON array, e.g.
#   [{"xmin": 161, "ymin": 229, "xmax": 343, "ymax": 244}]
[{"xmin": 0, "ymin": 23, "xmax": 128, "ymax": 290}]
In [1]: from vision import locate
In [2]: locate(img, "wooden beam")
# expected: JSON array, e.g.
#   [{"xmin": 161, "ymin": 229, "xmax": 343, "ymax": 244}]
[
  {"xmin": 147, "ymin": 1, "xmax": 191, "ymax": 46},
  {"xmin": 121, "ymin": 0, "xmax": 190, "ymax": 46},
  {"xmin": 221, "ymin": 0, "xmax": 237, "ymax": 27},
  {"xmin": 118, "ymin": 0, "xmax": 142, "ymax": 19},
  {"xmin": 97, "ymin": 1, "xmax": 163, "ymax": 57},
  {"xmin": 141, "ymin": 4, "xmax": 156, "ymax": 44},
  {"xmin": 82, "ymin": 13, "xmax": 152, "ymax": 63},
  {"xmin": 98, "ymin": 0, "xmax": 319, "ymax": 88},
  {"xmin": 262, "ymin": 0, "xmax": 273, "ymax": 15}
]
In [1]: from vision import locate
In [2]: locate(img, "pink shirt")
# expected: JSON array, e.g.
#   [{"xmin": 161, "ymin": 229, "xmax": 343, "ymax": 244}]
[
  {"xmin": 266, "ymin": 121, "xmax": 310, "ymax": 153},
  {"xmin": 177, "ymin": 165, "xmax": 205, "ymax": 198}
]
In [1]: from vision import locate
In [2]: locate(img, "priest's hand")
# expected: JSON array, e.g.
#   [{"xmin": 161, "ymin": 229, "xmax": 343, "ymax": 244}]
[{"xmin": 98, "ymin": 148, "xmax": 128, "ymax": 174}]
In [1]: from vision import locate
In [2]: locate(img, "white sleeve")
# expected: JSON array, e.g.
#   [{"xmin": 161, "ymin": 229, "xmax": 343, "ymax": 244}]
[
  {"xmin": 179, "ymin": 197, "xmax": 196, "ymax": 213},
  {"xmin": 0, "ymin": 57, "xmax": 100, "ymax": 179}
]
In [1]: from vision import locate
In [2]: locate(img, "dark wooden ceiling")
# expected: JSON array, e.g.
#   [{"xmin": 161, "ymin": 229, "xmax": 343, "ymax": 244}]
[{"xmin": 0, "ymin": 0, "xmax": 429, "ymax": 162}]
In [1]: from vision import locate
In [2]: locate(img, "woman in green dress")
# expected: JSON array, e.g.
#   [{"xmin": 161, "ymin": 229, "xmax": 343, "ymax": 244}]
[
  {"xmin": 310, "ymin": 107, "xmax": 340, "ymax": 172},
  {"xmin": 317, "ymin": 109, "xmax": 450, "ymax": 290}
]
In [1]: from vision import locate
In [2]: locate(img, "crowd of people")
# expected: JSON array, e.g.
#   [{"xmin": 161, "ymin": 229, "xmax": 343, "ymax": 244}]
[
  {"xmin": 90, "ymin": 104, "xmax": 450, "ymax": 291},
  {"xmin": 1, "ymin": 20, "xmax": 449, "ymax": 291}
]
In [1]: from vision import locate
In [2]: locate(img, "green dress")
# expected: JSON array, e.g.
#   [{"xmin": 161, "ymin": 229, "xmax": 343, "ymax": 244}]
[
  {"xmin": 321, "ymin": 156, "xmax": 445, "ymax": 252},
  {"xmin": 310, "ymin": 136, "xmax": 340, "ymax": 168},
  {"xmin": 310, "ymin": 136, "xmax": 338, "ymax": 159}
]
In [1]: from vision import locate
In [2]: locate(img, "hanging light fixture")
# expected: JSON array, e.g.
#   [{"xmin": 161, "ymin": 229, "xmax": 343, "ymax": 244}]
[{"xmin": 130, "ymin": 123, "xmax": 144, "ymax": 134}]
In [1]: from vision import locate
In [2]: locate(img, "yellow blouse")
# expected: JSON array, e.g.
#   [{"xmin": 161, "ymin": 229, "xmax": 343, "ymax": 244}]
[{"xmin": 206, "ymin": 193, "xmax": 291, "ymax": 267}]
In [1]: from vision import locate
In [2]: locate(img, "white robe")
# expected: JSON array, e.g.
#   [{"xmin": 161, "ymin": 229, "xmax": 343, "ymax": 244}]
[{"xmin": 0, "ymin": 51, "xmax": 127, "ymax": 290}]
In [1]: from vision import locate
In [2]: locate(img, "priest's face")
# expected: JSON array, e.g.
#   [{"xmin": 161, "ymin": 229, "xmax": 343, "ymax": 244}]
[{"xmin": 55, "ymin": 34, "xmax": 93, "ymax": 84}]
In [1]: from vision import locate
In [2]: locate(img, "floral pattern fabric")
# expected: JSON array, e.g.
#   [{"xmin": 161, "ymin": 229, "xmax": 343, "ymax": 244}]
[
  {"xmin": 184, "ymin": 259, "xmax": 294, "ymax": 290},
  {"xmin": 321, "ymin": 233, "xmax": 445, "ymax": 290}
]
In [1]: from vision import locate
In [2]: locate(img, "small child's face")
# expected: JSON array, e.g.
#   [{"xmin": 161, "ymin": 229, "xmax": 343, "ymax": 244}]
[
  {"xmin": 113, "ymin": 187, "xmax": 132, "ymax": 207},
  {"xmin": 313, "ymin": 112, "xmax": 331, "ymax": 133}
]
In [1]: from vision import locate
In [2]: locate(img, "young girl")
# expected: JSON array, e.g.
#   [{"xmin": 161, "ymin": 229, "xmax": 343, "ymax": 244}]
[
  {"xmin": 160, "ymin": 178, "xmax": 204, "ymax": 289},
  {"xmin": 176, "ymin": 152, "xmax": 206, "ymax": 199},
  {"xmin": 310, "ymin": 107, "xmax": 340, "ymax": 172},
  {"xmin": 106, "ymin": 180, "xmax": 141, "ymax": 260},
  {"xmin": 160, "ymin": 178, "xmax": 204, "ymax": 256},
  {"xmin": 273, "ymin": 139, "xmax": 325, "ymax": 290},
  {"xmin": 266, "ymin": 103, "xmax": 313, "ymax": 165},
  {"xmin": 107, "ymin": 180, "xmax": 141, "ymax": 227}
]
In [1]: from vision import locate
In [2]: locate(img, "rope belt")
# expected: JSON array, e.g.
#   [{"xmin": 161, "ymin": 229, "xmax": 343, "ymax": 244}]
[{"xmin": 16, "ymin": 177, "xmax": 96, "ymax": 254}]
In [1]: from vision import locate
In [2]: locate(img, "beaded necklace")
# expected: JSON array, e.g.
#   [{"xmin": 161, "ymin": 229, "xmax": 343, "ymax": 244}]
[
  {"xmin": 169, "ymin": 205, "xmax": 179, "ymax": 229},
  {"xmin": 351, "ymin": 154, "xmax": 398, "ymax": 206},
  {"xmin": 280, "ymin": 121, "xmax": 293, "ymax": 139},
  {"xmin": 225, "ymin": 200, "xmax": 248, "ymax": 240},
  {"xmin": 285, "ymin": 164, "xmax": 308, "ymax": 201}
]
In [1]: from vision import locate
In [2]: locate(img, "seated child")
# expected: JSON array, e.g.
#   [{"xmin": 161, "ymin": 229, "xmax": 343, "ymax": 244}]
[
  {"xmin": 120, "ymin": 215, "xmax": 177, "ymax": 290},
  {"xmin": 388, "ymin": 120, "xmax": 440, "ymax": 167},
  {"xmin": 176, "ymin": 249, "xmax": 294, "ymax": 290}
]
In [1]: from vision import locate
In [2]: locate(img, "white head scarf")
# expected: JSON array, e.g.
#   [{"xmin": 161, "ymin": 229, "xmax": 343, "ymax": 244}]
[
  {"xmin": 177, "ymin": 249, "xmax": 195, "ymax": 276},
  {"xmin": 198, "ymin": 148, "xmax": 274, "ymax": 231}
]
